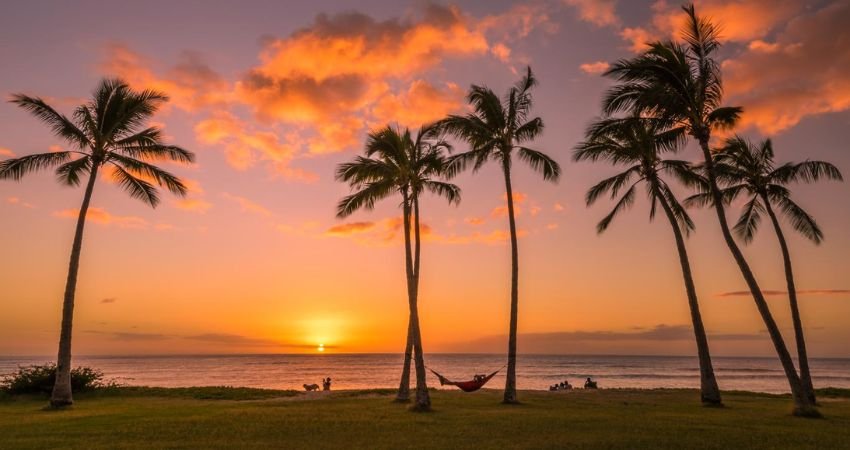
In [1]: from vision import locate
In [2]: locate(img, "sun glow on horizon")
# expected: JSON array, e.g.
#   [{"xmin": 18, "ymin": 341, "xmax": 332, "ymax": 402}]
[{"xmin": 317, "ymin": 343, "xmax": 325, "ymax": 352}]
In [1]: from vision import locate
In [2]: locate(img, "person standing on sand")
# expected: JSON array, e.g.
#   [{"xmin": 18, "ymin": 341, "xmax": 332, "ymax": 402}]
[{"xmin": 323, "ymin": 377, "xmax": 332, "ymax": 391}]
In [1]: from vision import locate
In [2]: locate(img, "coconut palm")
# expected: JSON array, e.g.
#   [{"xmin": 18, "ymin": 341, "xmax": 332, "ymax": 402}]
[
  {"xmin": 437, "ymin": 67, "xmax": 560, "ymax": 404},
  {"xmin": 574, "ymin": 117, "xmax": 722, "ymax": 405},
  {"xmin": 336, "ymin": 124, "xmax": 460, "ymax": 411},
  {"xmin": 601, "ymin": 4, "xmax": 817, "ymax": 415},
  {"xmin": 687, "ymin": 136, "xmax": 843, "ymax": 404},
  {"xmin": 1, "ymin": 78, "xmax": 195, "ymax": 407}
]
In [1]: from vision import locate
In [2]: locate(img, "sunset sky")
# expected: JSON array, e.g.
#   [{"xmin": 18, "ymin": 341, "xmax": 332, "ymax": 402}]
[{"xmin": 1, "ymin": 0, "xmax": 848, "ymax": 358}]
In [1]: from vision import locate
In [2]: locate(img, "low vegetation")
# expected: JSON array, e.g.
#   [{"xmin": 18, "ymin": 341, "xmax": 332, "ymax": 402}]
[{"xmin": 1, "ymin": 388, "xmax": 849, "ymax": 449}]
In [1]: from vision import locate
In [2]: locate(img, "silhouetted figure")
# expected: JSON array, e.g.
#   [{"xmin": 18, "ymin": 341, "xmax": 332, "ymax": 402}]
[
  {"xmin": 584, "ymin": 377, "xmax": 598, "ymax": 389},
  {"xmin": 549, "ymin": 384, "xmax": 558, "ymax": 391},
  {"xmin": 562, "ymin": 380, "xmax": 572, "ymax": 390},
  {"xmin": 322, "ymin": 377, "xmax": 332, "ymax": 391}
]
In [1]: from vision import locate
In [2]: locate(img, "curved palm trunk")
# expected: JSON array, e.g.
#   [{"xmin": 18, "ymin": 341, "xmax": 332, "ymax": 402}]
[
  {"xmin": 395, "ymin": 317, "xmax": 413, "ymax": 402},
  {"xmin": 402, "ymin": 193, "xmax": 430, "ymax": 411},
  {"xmin": 51, "ymin": 163, "xmax": 99, "ymax": 407},
  {"xmin": 761, "ymin": 194, "xmax": 816, "ymax": 404},
  {"xmin": 501, "ymin": 158, "xmax": 520, "ymax": 404},
  {"xmin": 697, "ymin": 139, "xmax": 816, "ymax": 416},
  {"xmin": 657, "ymin": 193, "xmax": 722, "ymax": 405}
]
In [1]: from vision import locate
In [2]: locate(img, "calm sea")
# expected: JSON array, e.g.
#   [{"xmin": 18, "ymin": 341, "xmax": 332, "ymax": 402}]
[{"xmin": 2, "ymin": 354, "xmax": 849, "ymax": 394}]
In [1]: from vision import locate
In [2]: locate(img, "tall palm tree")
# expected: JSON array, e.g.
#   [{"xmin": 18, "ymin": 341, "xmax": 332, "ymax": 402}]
[
  {"xmin": 601, "ymin": 4, "xmax": 818, "ymax": 415},
  {"xmin": 1, "ymin": 78, "xmax": 195, "ymax": 407},
  {"xmin": 336, "ymin": 124, "xmax": 460, "ymax": 411},
  {"xmin": 437, "ymin": 67, "xmax": 561, "ymax": 404},
  {"xmin": 574, "ymin": 117, "xmax": 722, "ymax": 405},
  {"xmin": 688, "ymin": 136, "xmax": 843, "ymax": 404}
]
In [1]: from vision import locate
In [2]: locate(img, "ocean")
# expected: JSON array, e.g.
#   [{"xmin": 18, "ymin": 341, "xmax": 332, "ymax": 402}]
[{"xmin": 2, "ymin": 354, "xmax": 849, "ymax": 394}]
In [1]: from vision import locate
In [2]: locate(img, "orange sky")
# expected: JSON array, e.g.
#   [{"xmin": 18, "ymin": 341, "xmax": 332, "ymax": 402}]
[{"xmin": 1, "ymin": 0, "xmax": 849, "ymax": 357}]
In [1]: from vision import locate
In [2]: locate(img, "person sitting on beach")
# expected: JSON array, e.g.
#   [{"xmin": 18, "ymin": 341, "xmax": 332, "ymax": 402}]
[
  {"xmin": 322, "ymin": 377, "xmax": 332, "ymax": 391},
  {"xmin": 562, "ymin": 380, "xmax": 572, "ymax": 389},
  {"xmin": 584, "ymin": 377, "xmax": 598, "ymax": 389},
  {"xmin": 558, "ymin": 381, "xmax": 566, "ymax": 390},
  {"xmin": 549, "ymin": 384, "xmax": 559, "ymax": 391}
]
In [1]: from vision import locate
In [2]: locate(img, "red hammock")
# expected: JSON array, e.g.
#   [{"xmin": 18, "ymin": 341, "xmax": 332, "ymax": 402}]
[{"xmin": 428, "ymin": 367, "xmax": 502, "ymax": 392}]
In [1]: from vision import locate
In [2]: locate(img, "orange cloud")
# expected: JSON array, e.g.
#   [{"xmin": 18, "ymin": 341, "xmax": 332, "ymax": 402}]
[
  {"xmin": 563, "ymin": 0, "xmax": 620, "ymax": 27},
  {"xmin": 235, "ymin": 5, "xmax": 489, "ymax": 154},
  {"xmin": 465, "ymin": 217, "xmax": 485, "ymax": 226},
  {"xmin": 579, "ymin": 61, "xmax": 610, "ymax": 75},
  {"xmin": 194, "ymin": 111, "xmax": 316, "ymax": 181},
  {"xmin": 620, "ymin": 0, "xmax": 800, "ymax": 52},
  {"xmin": 53, "ymin": 207, "xmax": 148, "ymax": 229},
  {"xmin": 174, "ymin": 198, "xmax": 213, "ymax": 214},
  {"xmin": 6, "ymin": 197, "xmax": 35, "ymax": 209},
  {"xmin": 0, "ymin": 147, "xmax": 14, "ymax": 158},
  {"xmin": 370, "ymin": 80, "xmax": 465, "ymax": 129},
  {"xmin": 326, "ymin": 222, "xmax": 375, "ymax": 236},
  {"xmin": 102, "ymin": 44, "xmax": 229, "ymax": 112},
  {"xmin": 722, "ymin": 1, "xmax": 850, "ymax": 133},
  {"xmin": 221, "ymin": 192, "xmax": 273, "ymax": 217}
]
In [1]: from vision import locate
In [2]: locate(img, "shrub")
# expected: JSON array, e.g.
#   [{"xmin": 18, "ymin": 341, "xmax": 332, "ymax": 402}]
[{"xmin": 1, "ymin": 364, "xmax": 111, "ymax": 395}]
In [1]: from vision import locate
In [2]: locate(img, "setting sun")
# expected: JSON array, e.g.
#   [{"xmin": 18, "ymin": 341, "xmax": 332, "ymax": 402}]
[{"xmin": 317, "ymin": 343, "xmax": 325, "ymax": 352}]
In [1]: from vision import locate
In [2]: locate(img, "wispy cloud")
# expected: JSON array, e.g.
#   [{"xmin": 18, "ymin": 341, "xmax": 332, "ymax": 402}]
[
  {"xmin": 579, "ymin": 61, "xmax": 610, "ymax": 74},
  {"xmin": 717, "ymin": 289, "xmax": 850, "ymax": 298},
  {"xmin": 6, "ymin": 197, "xmax": 36, "ymax": 209},
  {"xmin": 326, "ymin": 221, "xmax": 375, "ymax": 236},
  {"xmin": 221, "ymin": 192, "xmax": 273, "ymax": 217},
  {"xmin": 100, "ymin": 298, "xmax": 117, "ymax": 304},
  {"xmin": 53, "ymin": 207, "xmax": 148, "ymax": 229}
]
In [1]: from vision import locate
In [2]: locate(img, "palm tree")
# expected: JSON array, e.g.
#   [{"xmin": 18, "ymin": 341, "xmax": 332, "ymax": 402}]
[
  {"xmin": 336, "ymin": 124, "xmax": 460, "ymax": 411},
  {"xmin": 574, "ymin": 117, "xmax": 722, "ymax": 405},
  {"xmin": 437, "ymin": 67, "xmax": 561, "ymax": 404},
  {"xmin": 601, "ymin": 4, "xmax": 818, "ymax": 415},
  {"xmin": 1, "ymin": 78, "xmax": 195, "ymax": 407},
  {"xmin": 687, "ymin": 136, "xmax": 843, "ymax": 404}
]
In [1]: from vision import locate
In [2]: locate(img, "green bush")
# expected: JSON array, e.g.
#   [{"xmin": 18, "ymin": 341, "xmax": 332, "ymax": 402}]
[{"xmin": 1, "ymin": 364, "xmax": 112, "ymax": 395}]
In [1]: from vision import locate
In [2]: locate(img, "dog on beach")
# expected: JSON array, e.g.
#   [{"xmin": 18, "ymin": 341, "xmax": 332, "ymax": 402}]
[{"xmin": 303, "ymin": 383, "xmax": 320, "ymax": 392}]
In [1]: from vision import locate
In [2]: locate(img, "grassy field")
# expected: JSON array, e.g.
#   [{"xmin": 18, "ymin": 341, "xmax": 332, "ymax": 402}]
[{"xmin": 1, "ymin": 387, "xmax": 849, "ymax": 449}]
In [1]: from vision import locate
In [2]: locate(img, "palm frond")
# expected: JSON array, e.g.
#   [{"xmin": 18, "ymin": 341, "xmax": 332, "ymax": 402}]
[
  {"xmin": 518, "ymin": 147, "xmax": 560, "ymax": 182},
  {"xmin": 597, "ymin": 182, "xmax": 638, "ymax": 233},
  {"xmin": 772, "ymin": 195, "xmax": 823, "ymax": 244},
  {"xmin": 733, "ymin": 196, "xmax": 765, "ymax": 243},
  {"xmin": 108, "ymin": 153, "xmax": 188, "ymax": 197},
  {"xmin": 56, "ymin": 156, "xmax": 92, "ymax": 186},
  {"xmin": 423, "ymin": 180, "xmax": 461, "ymax": 205},
  {"xmin": 110, "ymin": 164, "xmax": 160, "ymax": 207},
  {"xmin": 336, "ymin": 180, "xmax": 396, "ymax": 218},
  {"xmin": 9, "ymin": 95, "xmax": 90, "ymax": 148},
  {"xmin": 0, "ymin": 151, "xmax": 73, "ymax": 180}
]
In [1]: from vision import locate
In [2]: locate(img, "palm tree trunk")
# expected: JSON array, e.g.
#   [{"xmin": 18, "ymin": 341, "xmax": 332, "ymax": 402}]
[
  {"xmin": 761, "ymin": 193, "xmax": 817, "ymax": 404},
  {"xmin": 50, "ymin": 163, "xmax": 99, "ymax": 407},
  {"xmin": 395, "ymin": 316, "xmax": 413, "ymax": 402},
  {"xmin": 697, "ymin": 137, "xmax": 816, "ymax": 416},
  {"xmin": 501, "ymin": 157, "xmax": 520, "ymax": 404},
  {"xmin": 402, "ymin": 192, "xmax": 430, "ymax": 411},
  {"xmin": 657, "ymin": 192, "xmax": 722, "ymax": 405}
]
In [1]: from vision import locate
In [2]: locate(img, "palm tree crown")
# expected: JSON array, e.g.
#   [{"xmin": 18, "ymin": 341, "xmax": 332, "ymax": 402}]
[
  {"xmin": 438, "ymin": 67, "xmax": 560, "ymax": 181},
  {"xmin": 574, "ymin": 117, "xmax": 694, "ymax": 233},
  {"xmin": 1, "ymin": 78, "xmax": 194, "ymax": 203},
  {"xmin": 336, "ymin": 124, "xmax": 460, "ymax": 217},
  {"xmin": 688, "ymin": 137, "xmax": 843, "ymax": 244},
  {"xmin": 602, "ymin": 5, "xmax": 741, "ymax": 143}
]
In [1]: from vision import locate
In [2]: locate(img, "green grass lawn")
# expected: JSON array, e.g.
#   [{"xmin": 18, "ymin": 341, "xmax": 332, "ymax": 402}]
[{"xmin": 1, "ymin": 387, "xmax": 849, "ymax": 449}]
